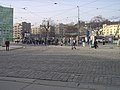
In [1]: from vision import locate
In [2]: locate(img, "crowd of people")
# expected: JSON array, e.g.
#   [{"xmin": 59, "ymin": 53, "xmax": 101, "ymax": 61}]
[
  {"xmin": 14, "ymin": 37, "xmax": 102, "ymax": 49},
  {"xmin": 16, "ymin": 38, "xmax": 60, "ymax": 46},
  {"xmin": 4, "ymin": 36, "xmax": 120, "ymax": 51}
]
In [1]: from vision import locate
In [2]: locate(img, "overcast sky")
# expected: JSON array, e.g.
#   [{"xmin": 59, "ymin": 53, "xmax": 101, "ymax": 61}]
[{"xmin": 0, "ymin": 0, "xmax": 120, "ymax": 24}]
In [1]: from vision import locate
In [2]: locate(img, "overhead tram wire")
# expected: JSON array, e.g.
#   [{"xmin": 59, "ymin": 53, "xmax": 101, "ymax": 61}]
[
  {"xmin": 0, "ymin": 0, "xmax": 100, "ymax": 19},
  {"xmin": 19, "ymin": 6, "xmax": 78, "ymax": 22},
  {"xmin": 21, "ymin": 6, "xmax": 79, "ymax": 24},
  {"xmin": 42, "ymin": 0, "xmax": 100, "ymax": 23},
  {"xmin": 79, "ymin": 0, "xmax": 100, "ymax": 7},
  {"xmin": 7, "ymin": 3, "xmax": 79, "ymax": 24},
  {"xmin": 50, "ymin": 0, "xmax": 120, "ymax": 23},
  {"xmin": 52, "ymin": 0, "xmax": 99, "ymax": 20},
  {"xmin": 2, "ymin": 0, "xmax": 119, "ymax": 24},
  {"xmin": 50, "ymin": 0, "xmax": 100, "ymax": 22},
  {"xmin": 17, "ymin": 7, "xmax": 79, "ymax": 14},
  {"xmin": 0, "ymin": 3, "xmax": 44, "ymax": 21},
  {"xmin": 10, "ymin": 3, "xmax": 79, "ymax": 20},
  {"xmin": 95, "ymin": 2, "xmax": 120, "ymax": 10},
  {"xmin": 77, "ymin": 2, "xmax": 120, "ymax": 18},
  {"xmin": 51, "ymin": 7, "xmax": 77, "ymax": 17},
  {"xmin": 15, "ymin": 5, "xmax": 46, "ymax": 22}
]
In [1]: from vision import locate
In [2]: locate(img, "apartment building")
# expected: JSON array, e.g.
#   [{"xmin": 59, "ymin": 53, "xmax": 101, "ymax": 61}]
[
  {"xmin": 13, "ymin": 22, "xmax": 31, "ymax": 42},
  {"xmin": 31, "ymin": 25, "xmax": 40, "ymax": 35},
  {"xmin": 13, "ymin": 23, "xmax": 22, "ymax": 42},
  {"xmin": 102, "ymin": 24, "xmax": 120, "ymax": 38}
]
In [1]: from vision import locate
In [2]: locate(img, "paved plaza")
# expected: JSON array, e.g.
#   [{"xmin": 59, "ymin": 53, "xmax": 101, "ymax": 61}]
[{"xmin": 0, "ymin": 44, "xmax": 120, "ymax": 90}]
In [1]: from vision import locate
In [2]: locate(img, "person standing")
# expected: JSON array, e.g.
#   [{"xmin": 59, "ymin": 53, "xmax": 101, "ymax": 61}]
[
  {"xmin": 5, "ymin": 40, "xmax": 10, "ymax": 51},
  {"xmin": 72, "ymin": 39, "xmax": 76, "ymax": 50},
  {"xmin": 102, "ymin": 38, "xmax": 105, "ymax": 45},
  {"xmin": 82, "ymin": 38, "xmax": 86, "ymax": 47},
  {"xmin": 94, "ymin": 39, "xmax": 98, "ymax": 49}
]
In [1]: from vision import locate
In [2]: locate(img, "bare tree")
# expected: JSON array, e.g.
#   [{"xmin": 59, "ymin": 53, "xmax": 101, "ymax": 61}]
[
  {"xmin": 90, "ymin": 15, "xmax": 110, "ymax": 30},
  {"xmin": 42, "ymin": 19, "xmax": 54, "ymax": 45}
]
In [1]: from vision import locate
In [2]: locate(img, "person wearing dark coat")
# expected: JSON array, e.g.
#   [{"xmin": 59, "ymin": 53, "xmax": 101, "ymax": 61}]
[
  {"xmin": 5, "ymin": 41, "xmax": 10, "ymax": 51},
  {"xmin": 102, "ymin": 39, "xmax": 105, "ymax": 45},
  {"xmin": 94, "ymin": 39, "xmax": 98, "ymax": 49}
]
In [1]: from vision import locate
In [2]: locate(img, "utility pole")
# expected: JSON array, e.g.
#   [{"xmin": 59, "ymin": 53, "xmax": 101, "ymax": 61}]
[{"xmin": 77, "ymin": 6, "xmax": 80, "ymax": 46}]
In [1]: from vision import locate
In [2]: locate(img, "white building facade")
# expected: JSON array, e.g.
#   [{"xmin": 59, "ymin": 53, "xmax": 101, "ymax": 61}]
[{"xmin": 13, "ymin": 23, "xmax": 22, "ymax": 42}]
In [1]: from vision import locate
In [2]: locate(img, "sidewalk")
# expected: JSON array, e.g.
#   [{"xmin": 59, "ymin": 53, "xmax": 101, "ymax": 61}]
[
  {"xmin": 0, "ymin": 77, "xmax": 87, "ymax": 90},
  {"xmin": 0, "ymin": 77, "xmax": 119, "ymax": 90},
  {"xmin": 0, "ymin": 43, "xmax": 119, "ymax": 53},
  {"xmin": 0, "ymin": 44, "xmax": 120, "ymax": 90},
  {"xmin": 0, "ymin": 45, "xmax": 23, "ymax": 51}
]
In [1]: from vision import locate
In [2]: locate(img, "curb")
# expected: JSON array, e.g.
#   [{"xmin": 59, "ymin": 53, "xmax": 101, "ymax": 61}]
[{"xmin": 0, "ymin": 46, "xmax": 23, "ymax": 51}]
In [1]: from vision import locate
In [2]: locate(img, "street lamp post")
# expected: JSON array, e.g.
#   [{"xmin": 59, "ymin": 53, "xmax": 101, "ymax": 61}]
[{"xmin": 77, "ymin": 6, "xmax": 80, "ymax": 46}]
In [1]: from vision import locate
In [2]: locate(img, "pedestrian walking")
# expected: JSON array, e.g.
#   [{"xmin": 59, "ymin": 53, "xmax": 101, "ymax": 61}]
[
  {"xmin": 72, "ymin": 39, "xmax": 76, "ymax": 50},
  {"xmin": 94, "ymin": 39, "xmax": 98, "ymax": 49},
  {"xmin": 5, "ymin": 40, "xmax": 10, "ymax": 51},
  {"xmin": 82, "ymin": 38, "xmax": 85, "ymax": 47},
  {"xmin": 60, "ymin": 39, "xmax": 63, "ymax": 46},
  {"xmin": 102, "ymin": 38, "xmax": 105, "ymax": 45}
]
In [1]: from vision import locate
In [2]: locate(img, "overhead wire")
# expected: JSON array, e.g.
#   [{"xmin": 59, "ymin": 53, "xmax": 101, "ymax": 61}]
[
  {"xmin": 79, "ymin": 0, "xmax": 100, "ymax": 7},
  {"xmin": 1, "ymin": 0, "xmax": 120, "ymax": 23},
  {"xmin": 0, "ymin": 0, "xmax": 100, "ymax": 20},
  {"xmin": 15, "ymin": 0, "xmax": 101, "ymax": 20},
  {"xmin": 50, "ymin": 0, "xmax": 100, "ymax": 20},
  {"xmin": 77, "ymin": 1, "xmax": 120, "ymax": 20},
  {"xmin": 50, "ymin": 0, "xmax": 100, "ymax": 23}
]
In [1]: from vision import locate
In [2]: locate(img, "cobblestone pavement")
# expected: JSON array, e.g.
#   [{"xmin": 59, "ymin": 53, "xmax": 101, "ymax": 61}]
[{"xmin": 0, "ymin": 45, "xmax": 120, "ymax": 89}]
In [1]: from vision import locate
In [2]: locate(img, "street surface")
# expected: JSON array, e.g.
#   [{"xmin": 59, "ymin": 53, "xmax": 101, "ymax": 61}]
[{"xmin": 0, "ymin": 44, "xmax": 120, "ymax": 90}]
